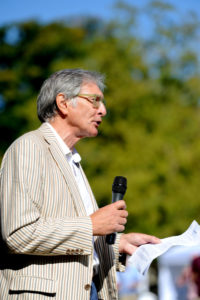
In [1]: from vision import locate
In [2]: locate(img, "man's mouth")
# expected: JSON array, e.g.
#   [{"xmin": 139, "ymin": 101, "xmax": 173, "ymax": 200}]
[{"xmin": 93, "ymin": 120, "xmax": 101, "ymax": 127}]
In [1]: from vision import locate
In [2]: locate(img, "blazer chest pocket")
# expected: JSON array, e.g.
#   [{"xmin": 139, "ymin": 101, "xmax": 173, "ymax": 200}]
[{"xmin": 9, "ymin": 275, "xmax": 57, "ymax": 298}]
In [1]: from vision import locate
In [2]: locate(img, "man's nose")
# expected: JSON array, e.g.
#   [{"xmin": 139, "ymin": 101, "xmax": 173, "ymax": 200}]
[{"xmin": 99, "ymin": 102, "xmax": 107, "ymax": 116}]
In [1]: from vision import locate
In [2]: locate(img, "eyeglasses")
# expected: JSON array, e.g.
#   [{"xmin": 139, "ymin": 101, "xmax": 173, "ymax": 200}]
[{"xmin": 77, "ymin": 94, "xmax": 105, "ymax": 108}]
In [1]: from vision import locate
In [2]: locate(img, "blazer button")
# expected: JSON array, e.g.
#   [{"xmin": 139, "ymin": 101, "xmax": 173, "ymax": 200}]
[{"xmin": 84, "ymin": 284, "xmax": 91, "ymax": 291}]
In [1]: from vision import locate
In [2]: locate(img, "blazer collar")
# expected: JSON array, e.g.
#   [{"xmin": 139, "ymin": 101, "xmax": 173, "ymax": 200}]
[{"xmin": 38, "ymin": 122, "xmax": 88, "ymax": 216}]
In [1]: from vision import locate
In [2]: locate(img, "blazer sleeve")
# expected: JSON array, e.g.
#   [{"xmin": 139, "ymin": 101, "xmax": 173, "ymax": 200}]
[
  {"xmin": 112, "ymin": 234, "xmax": 126, "ymax": 272},
  {"xmin": 0, "ymin": 136, "xmax": 93, "ymax": 256}
]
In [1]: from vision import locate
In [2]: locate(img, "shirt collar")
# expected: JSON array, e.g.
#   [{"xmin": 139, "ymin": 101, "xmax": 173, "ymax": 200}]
[{"xmin": 45, "ymin": 122, "xmax": 81, "ymax": 163}]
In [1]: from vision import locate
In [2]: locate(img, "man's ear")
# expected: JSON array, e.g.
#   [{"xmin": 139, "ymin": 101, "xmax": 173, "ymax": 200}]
[{"xmin": 56, "ymin": 93, "xmax": 68, "ymax": 116}]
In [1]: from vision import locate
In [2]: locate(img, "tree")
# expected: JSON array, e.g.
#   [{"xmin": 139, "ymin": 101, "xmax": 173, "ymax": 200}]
[{"xmin": 0, "ymin": 1, "xmax": 200, "ymax": 237}]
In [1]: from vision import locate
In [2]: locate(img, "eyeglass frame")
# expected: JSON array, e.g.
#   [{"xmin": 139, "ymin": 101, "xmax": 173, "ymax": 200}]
[{"xmin": 77, "ymin": 94, "xmax": 106, "ymax": 108}]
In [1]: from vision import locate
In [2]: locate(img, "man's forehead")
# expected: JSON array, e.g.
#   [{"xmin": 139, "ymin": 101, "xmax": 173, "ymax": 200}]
[{"xmin": 80, "ymin": 82, "xmax": 103, "ymax": 94}]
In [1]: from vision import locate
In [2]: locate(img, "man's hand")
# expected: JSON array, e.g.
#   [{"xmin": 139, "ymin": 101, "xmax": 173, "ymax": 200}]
[
  {"xmin": 119, "ymin": 233, "xmax": 161, "ymax": 255},
  {"xmin": 90, "ymin": 200, "xmax": 128, "ymax": 236}
]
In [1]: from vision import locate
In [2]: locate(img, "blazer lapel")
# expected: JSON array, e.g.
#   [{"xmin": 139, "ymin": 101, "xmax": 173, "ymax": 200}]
[{"xmin": 37, "ymin": 123, "xmax": 87, "ymax": 216}]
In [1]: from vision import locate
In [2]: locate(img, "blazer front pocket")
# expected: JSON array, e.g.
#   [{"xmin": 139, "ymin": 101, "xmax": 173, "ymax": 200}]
[{"xmin": 9, "ymin": 275, "xmax": 57, "ymax": 297}]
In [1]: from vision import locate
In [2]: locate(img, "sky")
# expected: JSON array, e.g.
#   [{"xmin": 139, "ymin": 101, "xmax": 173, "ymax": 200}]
[{"xmin": 0, "ymin": 0, "xmax": 200, "ymax": 26}]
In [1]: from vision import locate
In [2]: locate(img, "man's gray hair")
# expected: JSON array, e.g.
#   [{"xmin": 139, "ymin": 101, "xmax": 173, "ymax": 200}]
[{"xmin": 37, "ymin": 68, "xmax": 105, "ymax": 122}]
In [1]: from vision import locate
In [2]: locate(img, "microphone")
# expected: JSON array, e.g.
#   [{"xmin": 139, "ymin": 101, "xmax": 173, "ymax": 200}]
[{"xmin": 106, "ymin": 176, "xmax": 127, "ymax": 245}]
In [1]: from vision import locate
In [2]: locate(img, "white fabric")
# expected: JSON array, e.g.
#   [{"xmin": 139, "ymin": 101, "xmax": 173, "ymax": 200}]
[{"xmin": 46, "ymin": 122, "xmax": 99, "ymax": 271}]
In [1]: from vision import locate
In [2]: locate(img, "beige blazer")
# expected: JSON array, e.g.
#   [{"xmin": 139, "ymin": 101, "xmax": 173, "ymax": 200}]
[{"xmin": 0, "ymin": 123, "xmax": 124, "ymax": 300}]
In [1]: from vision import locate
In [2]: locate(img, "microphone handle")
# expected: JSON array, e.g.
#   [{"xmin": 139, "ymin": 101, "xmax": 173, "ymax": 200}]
[
  {"xmin": 112, "ymin": 192, "xmax": 125, "ymax": 202},
  {"xmin": 106, "ymin": 192, "xmax": 125, "ymax": 245}
]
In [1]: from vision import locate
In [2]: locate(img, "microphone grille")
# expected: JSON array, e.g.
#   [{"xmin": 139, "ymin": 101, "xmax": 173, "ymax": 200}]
[{"xmin": 112, "ymin": 176, "xmax": 127, "ymax": 194}]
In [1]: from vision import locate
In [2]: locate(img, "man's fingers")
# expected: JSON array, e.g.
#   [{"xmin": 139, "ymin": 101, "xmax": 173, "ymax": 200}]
[
  {"xmin": 119, "ymin": 233, "xmax": 161, "ymax": 254},
  {"xmin": 146, "ymin": 235, "xmax": 161, "ymax": 244},
  {"xmin": 117, "ymin": 217, "xmax": 127, "ymax": 227},
  {"xmin": 138, "ymin": 233, "xmax": 161, "ymax": 244},
  {"xmin": 130, "ymin": 233, "xmax": 161, "ymax": 246},
  {"xmin": 114, "ymin": 200, "xmax": 126, "ymax": 210},
  {"xmin": 125, "ymin": 244, "xmax": 137, "ymax": 256},
  {"xmin": 119, "ymin": 210, "xmax": 128, "ymax": 218},
  {"xmin": 91, "ymin": 201, "xmax": 128, "ymax": 236},
  {"xmin": 116, "ymin": 224, "xmax": 125, "ymax": 232}
]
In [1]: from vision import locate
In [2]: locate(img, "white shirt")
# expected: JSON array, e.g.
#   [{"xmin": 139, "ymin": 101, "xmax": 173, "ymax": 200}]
[{"xmin": 46, "ymin": 123, "xmax": 99, "ymax": 272}]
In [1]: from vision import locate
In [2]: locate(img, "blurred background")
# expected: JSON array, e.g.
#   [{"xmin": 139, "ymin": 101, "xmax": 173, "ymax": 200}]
[{"xmin": 1, "ymin": 0, "xmax": 200, "ymax": 298}]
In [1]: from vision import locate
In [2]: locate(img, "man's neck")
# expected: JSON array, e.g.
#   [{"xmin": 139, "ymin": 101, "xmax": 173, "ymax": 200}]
[{"xmin": 48, "ymin": 119, "xmax": 80, "ymax": 150}]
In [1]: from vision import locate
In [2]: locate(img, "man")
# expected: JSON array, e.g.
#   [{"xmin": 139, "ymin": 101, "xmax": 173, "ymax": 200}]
[{"xmin": 0, "ymin": 69, "xmax": 160, "ymax": 299}]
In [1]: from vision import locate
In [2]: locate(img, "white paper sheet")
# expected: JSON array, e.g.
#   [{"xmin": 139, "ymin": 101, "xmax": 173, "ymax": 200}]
[{"xmin": 127, "ymin": 220, "xmax": 200, "ymax": 275}]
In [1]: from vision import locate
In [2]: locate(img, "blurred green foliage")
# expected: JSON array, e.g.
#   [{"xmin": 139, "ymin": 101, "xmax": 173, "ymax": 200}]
[{"xmin": 0, "ymin": 1, "xmax": 200, "ymax": 237}]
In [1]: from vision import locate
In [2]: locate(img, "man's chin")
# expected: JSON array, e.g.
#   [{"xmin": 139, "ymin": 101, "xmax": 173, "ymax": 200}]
[{"xmin": 89, "ymin": 129, "xmax": 98, "ymax": 138}]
